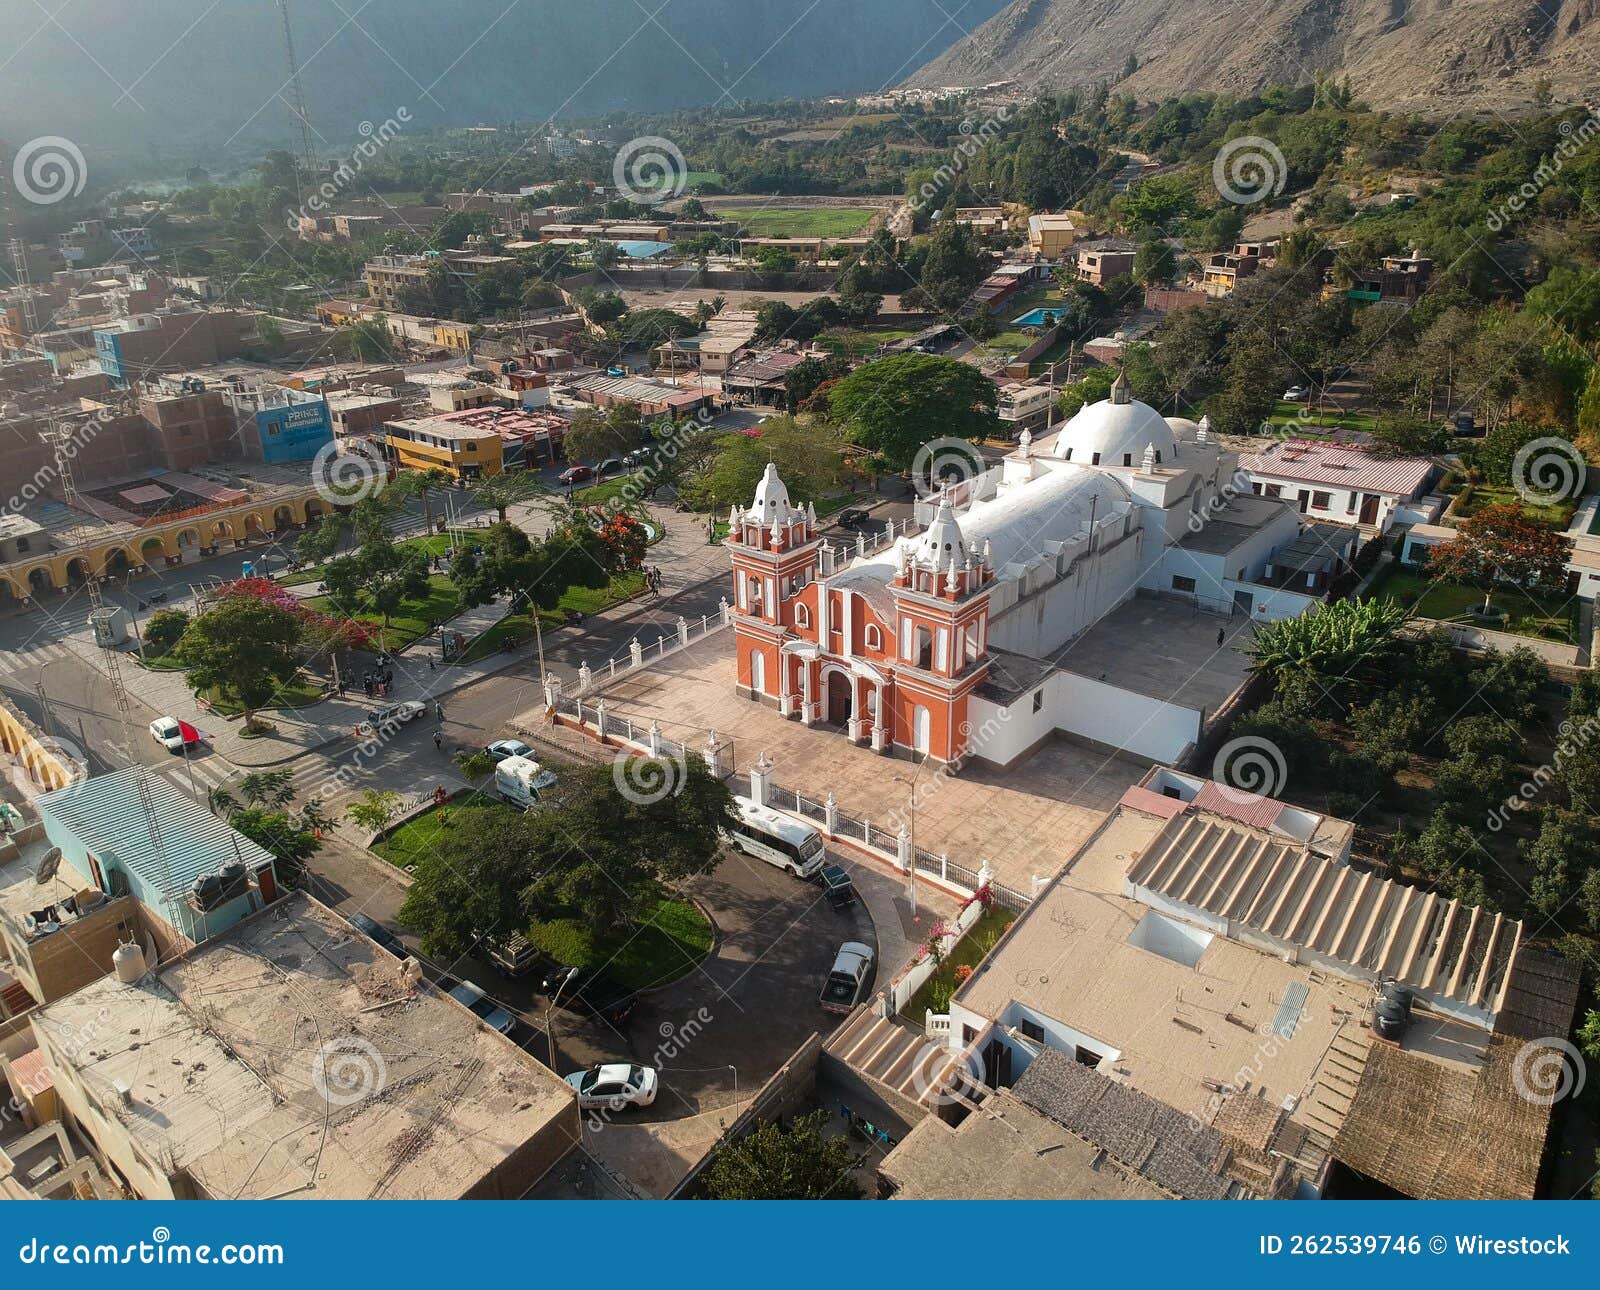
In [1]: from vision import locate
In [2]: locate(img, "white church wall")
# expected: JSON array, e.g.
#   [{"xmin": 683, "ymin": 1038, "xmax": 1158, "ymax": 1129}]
[
  {"xmin": 986, "ymin": 528, "xmax": 1143, "ymax": 658},
  {"xmin": 970, "ymin": 669, "xmax": 1203, "ymax": 767}
]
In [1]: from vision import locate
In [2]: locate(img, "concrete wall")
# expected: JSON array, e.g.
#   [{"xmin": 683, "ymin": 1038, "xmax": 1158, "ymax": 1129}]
[
  {"xmin": 987, "ymin": 526, "xmax": 1143, "ymax": 659},
  {"xmin": 465, "ymin": 1096, "xmax": 582, "ymax": 1200},
  {"xmin": 4, "ymin": 897, "xmax": 142, "ymax": 1008}
]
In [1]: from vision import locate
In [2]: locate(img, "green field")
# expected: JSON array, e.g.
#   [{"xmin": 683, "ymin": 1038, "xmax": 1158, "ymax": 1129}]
[
  {"xmin": 1451, "ymin": 482, "xmax": 1576, "ymax": 530},
  {"xmin": 720, "ymin": 206, "xmax": 876, "ymax": 238},
  {"xmin": 1363, "ymin": 566, "xmax": 1577, "ymax": 643},
  {"xmin": 372, "ymin": 794, "xmax": 512, "ymax": 869},
  {"xmin": 1266, "ymin": 401, "xmax": 1379, "ymax": 434},
  {"xmin": 304, "ymin": 573, "xmax": 461, "ymax": 653}
]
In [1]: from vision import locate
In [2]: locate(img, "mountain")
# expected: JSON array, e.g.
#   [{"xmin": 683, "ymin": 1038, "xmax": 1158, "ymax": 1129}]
[
  {"xmin": 0, "ymin": 0, "xmax": 1008, "ymax": 157},
  {"xmin": 905, "ymin": 0, "xmax": 1600, "ymax": 112}
]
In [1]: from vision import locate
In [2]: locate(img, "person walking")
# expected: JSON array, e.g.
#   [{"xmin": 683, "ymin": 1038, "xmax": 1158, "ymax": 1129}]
[
  {"xmin": 433, "ymin": 732, "xmax": 443, "ymax": 751},
  {"xmin": 435, "ymin": 702, "xmax": 445, "ymax": 722}
]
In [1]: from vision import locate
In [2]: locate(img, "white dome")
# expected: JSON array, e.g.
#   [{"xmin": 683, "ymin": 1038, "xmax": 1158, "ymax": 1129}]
[
  {"xmin": 750, "ymin": 462, "xmax": 791, "ymax": 524},
  {"xmin": 914, "ymin": 497, "xmax": 967, "ymax": 569},
  {"xmin": 1053, "ymin": 372, "xmax": 1177, "ymax": 467}
]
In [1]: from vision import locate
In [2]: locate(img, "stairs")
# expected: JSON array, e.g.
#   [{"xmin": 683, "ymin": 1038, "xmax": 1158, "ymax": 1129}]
[
  {"xmin": 0, "ymin": 975, "xmax": 36, "ymax": 1018},
  {"xmin": 828, "ymin": 1006, "xmax": 967, "ymax": 1105},
  {"xmin": 1302, "ymin": 1027, "xmax": 1371, "ymax": 1145}
]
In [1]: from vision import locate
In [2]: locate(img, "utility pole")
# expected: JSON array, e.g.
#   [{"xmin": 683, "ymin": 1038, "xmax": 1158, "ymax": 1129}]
[{"xmin": 276, "ymin": 0, "xmax": 317, "ymax": 180}]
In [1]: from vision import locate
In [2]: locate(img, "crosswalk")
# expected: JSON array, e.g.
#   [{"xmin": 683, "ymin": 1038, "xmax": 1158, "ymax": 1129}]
[{"xmin": 0, "ymin": 637, "xmax": 82, "ymax": 683}]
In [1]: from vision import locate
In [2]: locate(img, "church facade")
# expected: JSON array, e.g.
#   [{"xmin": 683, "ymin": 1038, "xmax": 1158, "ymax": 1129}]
[{"xmin": 728, "ymin": 377, "xmax": 1356, "ymax": 768}]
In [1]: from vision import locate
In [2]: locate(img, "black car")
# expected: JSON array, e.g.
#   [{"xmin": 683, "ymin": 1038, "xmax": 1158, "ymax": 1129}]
[
  {"xmin": 836, "ymin": 508, "xmax": 870, "ymax": 527},
  {"xmin": 348, "ymin": 913, "xmax": 407, "ymax": 959},
  {"xmin": 542, "ymin": 965, "xmax": 638, "ymax": 1025}
]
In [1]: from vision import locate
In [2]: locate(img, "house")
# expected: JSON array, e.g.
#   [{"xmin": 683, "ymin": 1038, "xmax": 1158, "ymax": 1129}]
[
  {"xmin": 952, "ymin": 206, "xmax": 1010, "ymax": 237},
  {"xmin": 1238, "ymin": 438, "xmax": 1438, "ymax": 532},
  {"xmin": 727, "ymin": 375, "xmax": 1351, "ymax": 768},
  {"xmin": 1333, "ymin": 248, "xmax": 1433, "ymax": 305},
  {"xmin": 18, "ymin": 891, "xmax": 579, "ymax": 1199},
  {"xmin": 1026, "ymin": 214, "xmax": 1078, "ymax": 258},
  {"xmin": 721, "ymin": 351, "xmax": 812, "ymax": 407},
  {"xmin": 1074, "ymin": 239, "xmax": 1137, "ymax": 286},
  {"xmin": 384, "ymin": 415, "xmax": 504, "ymax": 479},
  {"xmin": 995, "ymin": 383, "xmax": 1056, "ymax": 435},
  {"xmin": 433, "ymin": 404, "xmax": 569, "ymax": 469},
  {"xmin": 559, "ymin": 372, "xmax": 715, "ymax": 420},
  {"xmin": 864, "ymin": 765, "xmax": 1577, "ymax": 1199}
]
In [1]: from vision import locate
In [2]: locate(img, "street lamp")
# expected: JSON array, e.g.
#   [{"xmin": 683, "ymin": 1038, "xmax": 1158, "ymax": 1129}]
[{"xmin": 892, "ymin": 754, "xmax": 932, "ymax": 923}]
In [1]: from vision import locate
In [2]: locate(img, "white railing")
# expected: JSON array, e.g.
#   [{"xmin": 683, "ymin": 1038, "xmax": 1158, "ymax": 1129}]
[{"xmin": 925, "ymin": 1012, "xmax": 951, "ymax": 1042}]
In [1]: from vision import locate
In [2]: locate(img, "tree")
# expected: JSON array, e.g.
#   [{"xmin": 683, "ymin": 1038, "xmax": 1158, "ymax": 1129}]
[
  {"xmin": 1246, "ymin": 598, "xmax": 1409, "ymax": 696},
  {"xmin": 1425, "ymin": 504, "xmax": 1573, "ymax": 614},
  {"xmin": 700, "ymin": 416, "xmax": 846, "ymax": 511},
  {"xmin": 143, "ymin": 608, "xmax": 190, "ymax": 657},
  {"xmin": 585, "ymin": 237, "xmax": 620, "ymax": 269},
  {"xmin": 237, "ymin": 769, "xmax": 296, "ymax": 809},
  {"xmin": 564, "ymin": 407, "xmax": 643, "ymax": 466},
  {"xmin": 700, "ymin": 1110, "xmax": 864, "ymax": 1200},
  {"xmin": 175, "ymin": 598, "xmax": 302, "ymax": 730},
  {"xmin": 390, "ymin": 466, "xmax": 454, "ymax": 536},
  {"xmin": 831, "ymin": 353, "xmax": 1000, "ymax": 471},
  {"xmin": 1134, "ymin": 237, "xmax": 1177, "ymax": 285},
  {"xmin": 227, "ymin": 807, "xmax": 320, "ymax": 889},
  {"xmin": 321, "ymin": 543, "xmax": 430, "ymax": 644},
  {"xmin": 345, "ymin": 789, "xmax": 403, "ymax": 834},
  {"xmin": 399, "ymin": 809, "xmax": 545, "ymax": 956},
  {"xmin": 449, "ymin": 520, "xmax": 538, "ymax": 609},
  {"xmin": 471, "ymin": 470, "xmax": 544, "ymax": 520}
]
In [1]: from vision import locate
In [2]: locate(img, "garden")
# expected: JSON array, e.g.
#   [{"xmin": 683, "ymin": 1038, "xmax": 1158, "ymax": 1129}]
[
  {"xmin": 1362, "ymin": 564, "xmax": 1579, "ymax": 643},
  {"xmin": 900, "ymin": 904, "xmax": 1017, "ymax": 1021}
]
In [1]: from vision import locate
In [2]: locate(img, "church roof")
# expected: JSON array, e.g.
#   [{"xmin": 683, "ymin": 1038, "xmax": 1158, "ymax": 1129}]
[{"xmin": 1052, "ymin": 375, "xmax": 1178, "ymax": 466}]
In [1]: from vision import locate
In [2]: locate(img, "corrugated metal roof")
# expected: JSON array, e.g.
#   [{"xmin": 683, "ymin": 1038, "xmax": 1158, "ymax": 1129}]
[
  {"xmin": 1240, "ymin": 439, "xmax": 1433, "ymax": 496},
  {"xmin": 37, "ymin": 768, "xmax": 274, "ymax": 902}
]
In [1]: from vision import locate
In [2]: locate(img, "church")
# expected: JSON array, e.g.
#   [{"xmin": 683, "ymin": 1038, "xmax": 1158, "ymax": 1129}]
[{"xmin": 726, "ymin": 376, "xmax": 1357, "ymax": 769}]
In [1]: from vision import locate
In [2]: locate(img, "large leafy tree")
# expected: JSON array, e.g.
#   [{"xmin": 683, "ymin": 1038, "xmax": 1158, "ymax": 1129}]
[
  {"xmin": 1425, "ymin": 504, "xmax": 1573, "ymax": 614},
  {"xmin": 321, "ymin": 542, "xmax": 431, "ymax": 643},
  {"xmin": 1246, "ymin": 598, "xmax": 1409, "ymax": 696},
  {"xmin": 701, "ymin": 1110, "xmax": 864, "ymax": 1200},
  {"xmin": 700, "ymin": 415, "xmax": 845, "ymax": 511},
  {"xmin": 175, "ymin": 597, "xmax": 303, "ymax": 730},
  {"xmin": 564, "ymin": 405, "xmax": 645, "ymax": 467},
  {"xmin": 831, "ymin": 353, "xmax": 999, "ymax": 471},
  {"xmin": 471, "ymin": 470, "xmax": 544, "ymax": 521}
]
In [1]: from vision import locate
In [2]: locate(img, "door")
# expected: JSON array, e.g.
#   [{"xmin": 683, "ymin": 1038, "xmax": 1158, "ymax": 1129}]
[
  {"xmin": 1232, "ymin": 589, "xmax": 1254, "ymax": 616},
  {"xmin": 1296, "ymin": 489, "xmax": 1310, "ymax": 514},
  {"xmin": 825, "ymin": 670, "xmax": 853, "ymax": 725},
  {"xmin": 983, "ymin": 1037, "xmax": 1012, "ymax": 1089},
  {"xmin": 749, "ymin": 650, "xmax": 765, "ymax": 698},
  {"xmin": 913, "ymin": 705, "xmax": 931, "ymax": 757},
  {"xmin": 1358, "ymin": 493, "xmax": 1379, "ymax": 525}
]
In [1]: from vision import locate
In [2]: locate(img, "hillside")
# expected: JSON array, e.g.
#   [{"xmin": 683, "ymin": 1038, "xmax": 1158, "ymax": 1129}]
[
  {"xmin": 906, "ymin": 0, "xmax": 1600, "ymax": 112},
  {"xmin": 0, "ymin": 0, "xmax": 1007, "ymax": 156}
]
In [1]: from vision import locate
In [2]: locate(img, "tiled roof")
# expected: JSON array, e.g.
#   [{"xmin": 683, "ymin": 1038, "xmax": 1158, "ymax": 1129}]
[{"xmin": 1240, "ymin": 439, "xmax": 1433, "ymax": 496}]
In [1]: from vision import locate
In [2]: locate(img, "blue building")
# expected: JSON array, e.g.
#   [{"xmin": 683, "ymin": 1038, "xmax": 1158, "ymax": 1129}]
[
  {"xmin": 35, "ymin": 768, "xmax": 281, "ymax": 949},
  {"xmin": 222, "ymin": 386, "xmax": 334, "ymax": 464}
]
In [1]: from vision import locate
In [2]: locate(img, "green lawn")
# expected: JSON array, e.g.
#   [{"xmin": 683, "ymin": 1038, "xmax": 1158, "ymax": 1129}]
[
  {"xmin": 371, "ymin": 793, "xmax": 512, "ymax": 868},
  {"xmin": 1364, "ymin": 566, "xmax": 1578, "ymax": 644},
  {"xmin": 279, "ymin": 534, "xmax": 454, "ymax": 587},
  {"xmin": 525, "ymin": 897, "xmax": 713, "ymax": 990},
  {"xmin": 719, "ymin": 206, "xmax": 875, "ymax": 238},
  {"xmin": 304, "ymin": 573, "xmax": 462, "ymax": 653},
  {"xmin": 815, "ymin": 326, "xmax": 919, "ymax": 358},
  {"xmin": 901, "ymin": 907, "xmax": 1017, "ymax": 1022},
  {"xmin": 1266, "ymin": 401, "xmax": 1379, "ymax": 433},
  {"xmin": 573, "ymin": 478, "xmax": 640, "ymax": 506},
  {"xmin": 1453, "ymin": 482, "xmax": 1576, "ymax": 530},
  {"xmin": 456, "ymin": 571, "xmax": 648, "ymax": 663},
  {"xmin": 201, "ymin": 674, "xmax": 327, "ymax": 717}
]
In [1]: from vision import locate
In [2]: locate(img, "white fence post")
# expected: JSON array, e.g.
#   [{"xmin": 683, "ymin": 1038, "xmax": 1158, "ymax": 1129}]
[
  {"xmin": 824, "ymin": 791, "xmax": 838, "ymax": 836},
  {"xmin": 896, "ymin": 825, "xmax": 913, "ymax": 874},
  {"xmin": 677, "ymin": 615, "xmax": 690, "ymax": 648},
  {"xmin": 629, "ymin": 638, "xmax": 642, "ymax": 667},
  {"xmin": 719, "ymin": 597, "xmax": 730, "ymax": 625},
  {"xmin": 855, "ymin": 532, "xmax": 866, "ymax": 557},
  {"xmin": 978, "ymin": 860, "xmax": 994, "ymax": 891},
  {"xmin": 939, "ymin": 853, "xmax": 949, "ymax": 882},
  {"xmin": 595, "ymin": 699, "xmax": 607, "ymax": 735},
  {"xmin": 577, "ymin": 661, "xmax": 592, "ymax": 693},
  {"xmin": 648, "ymin": 720, "xmax": 663, "ymax": 756},
  {"xmin": 702, "ymin": 728, "xmax": 722, "ymax": 777},
  {"xmin": 749, "ymin": 751, "xmax": 772, "ymax": 806},
  {"xmin": 607, "ymin": 658, "xmax": 616, "ymax": 680}
]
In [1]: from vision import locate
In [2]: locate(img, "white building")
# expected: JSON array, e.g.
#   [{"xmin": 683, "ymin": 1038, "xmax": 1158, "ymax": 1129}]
[{"xmin": 1238, "ymin": 437, "xmax": 1439, "ymax": 534}]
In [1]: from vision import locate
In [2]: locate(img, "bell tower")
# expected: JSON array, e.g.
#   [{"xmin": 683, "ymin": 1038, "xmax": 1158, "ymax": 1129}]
[{"xmin": 726, "ymin": 463, "xmax": 821, "ymax": 704}]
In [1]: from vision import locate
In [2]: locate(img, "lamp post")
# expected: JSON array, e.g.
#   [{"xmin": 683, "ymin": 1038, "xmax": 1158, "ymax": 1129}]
[{"xmin": 892, "ymin": 754, "xmax": 932, "ymax": 923}]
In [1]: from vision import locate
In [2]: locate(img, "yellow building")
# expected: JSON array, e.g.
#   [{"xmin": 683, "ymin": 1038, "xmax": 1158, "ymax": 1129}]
[
  {"xmin": 385, "ymin": 415, "xmax": 504, "ymax": 480},
  {"xmin": 1027, "ymin": 213, "xmax": 1079, "ymax": 258}
]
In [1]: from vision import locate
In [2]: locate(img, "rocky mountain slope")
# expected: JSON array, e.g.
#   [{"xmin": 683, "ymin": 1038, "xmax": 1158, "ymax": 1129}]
[{"xmin": 907, "ymin": 0, "xmax": 1600, "ymax": 112}]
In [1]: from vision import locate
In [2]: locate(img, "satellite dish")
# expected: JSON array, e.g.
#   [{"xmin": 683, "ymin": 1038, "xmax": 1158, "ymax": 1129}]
[{"xmin": 34, "ymin": 848, "xmax": 62, "ymax": 885}]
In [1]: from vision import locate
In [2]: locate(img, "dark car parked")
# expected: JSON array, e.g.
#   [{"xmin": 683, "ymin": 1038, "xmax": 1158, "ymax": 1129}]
[
  {"xmin": 541, "ymin": 965, "xmax": 638, "ymax": 1025},
  {"xmin": 348, "ymin": 913, "xmax": 407, "ymax": 959},
  {"xmin": 836, "ymin": 508, "xmax": 870, "ymax": 527}
]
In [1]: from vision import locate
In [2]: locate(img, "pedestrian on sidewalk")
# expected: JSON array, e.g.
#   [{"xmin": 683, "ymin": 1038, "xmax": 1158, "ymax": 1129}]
[
  {"xmin": 435, "ymin": 703, "xmax": 444, "ymax": 722},
  {"xmin": 428, "ymin": 657, "xmax": 434, "ymax": 671},
  {"xmin": 433, "ymin": 732, "xmax": 443, "ymax": 751}
]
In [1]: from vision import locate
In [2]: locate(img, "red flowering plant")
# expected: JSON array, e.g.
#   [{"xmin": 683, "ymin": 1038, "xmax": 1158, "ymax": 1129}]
[
  {"xmin": 596, "ymin": 511, "xmax": 649, "ymax": 571},
  {"xmin": 214, "ymin": 576, "xmax": 375, "ymax": 654}
]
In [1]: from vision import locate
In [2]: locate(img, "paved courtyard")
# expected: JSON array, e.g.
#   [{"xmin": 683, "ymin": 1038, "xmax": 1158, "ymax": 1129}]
[{"xmin": 564, "ymin": 634, "xmax": 1148, "ymax": 892}]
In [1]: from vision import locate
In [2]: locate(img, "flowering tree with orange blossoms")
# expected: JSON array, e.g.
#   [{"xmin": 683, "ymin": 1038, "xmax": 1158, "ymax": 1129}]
[{"xmin": 1425, "ymin": 504, "xmax": 1573, "ymax": 615}]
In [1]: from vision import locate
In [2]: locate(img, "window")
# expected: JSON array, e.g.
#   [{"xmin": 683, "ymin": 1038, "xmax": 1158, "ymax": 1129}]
[
  {"xmin": 1122, "ymin": 453, "xmax": 1133, "ymax": 467},
  {"xmin": 1074, "ymin": 1046, "xmax": 1102, "ymax": 1068},
  {"xmin": 794, "ymin": 603, "xmax": 809, "ymax": 629},
  {"xmin": 1063, "ymin": 447, "xmax": 1072, "ymax": 461},
  {"xmin": 963, "ymin": 1024, "xmax": 979, "ymax": 1045},
  {"xmin": 1311, "ymin": 490, "xmax": 1331, "ymax": 509},
  {"xmin": 1017, "ymin": 1018, "xmax": 1045, "ymax": 1043},
  {"xmin": 1091, "ymin": 452, "xmax": 1101, "ymax": 466},
  {"xmin": 1031, "ymin": 688, "xmax": 1044, "ymax": 713},
  {"xmin": 1264, "ymin": 483, "xmax": 1282, "ymax": 498},
  {"xmin": 1171, "ymin": 575, "xmax": 1197, "ymax": 593},
  {"xmin": 1251, "ymin": 482, "xmax": 1262, "ymax": 495},
  {"xmin": 863, "ymin": 624, "xmax": 882, "ymax": 651}
]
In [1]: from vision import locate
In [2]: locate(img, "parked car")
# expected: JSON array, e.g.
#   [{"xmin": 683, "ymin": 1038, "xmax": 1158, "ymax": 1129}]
[
  {"xmin": 448, "ymin": 980, "xmax": 516, "ymax": 1035},
  {"xmin": 820, "ymin": 941, "xmax": 875, "ymax": 1014},
  {"xmin": 836, "ymin": 508, "xmax": 870, "ymax": 528},
  {"xmin": 820, "ymin": 863, "xmax": 857, "ymax": 911},
  {"xmin": 359, "ymin": 700, "xmax": 426, "ymax": 736},
  {"xmin": 484, "ymin": 738, "xmax": 534, "ymax": 763},
  {"xmin": 542, "ymin": 965, "xmax": 638, "ymax": 1025},
  {"xmin": 597, "ymin": 458, "xmax": 623, "ymax": 477},
  {"xmin": 1282, "ymin": 385, "xmax": 1308, "ymax": 401},
  {"xmin": 559, "ymin": 464, "xmax": 594, "ymax": 486},
  {"xmin": 621, "ymin": 447, "xmax": 654, "ymax": 469},
  {"xmin": 348, "ymin": 913, "xmax": 407, "ymax": 959},
  {"xmin": 564, "ymin": 1063, "xmax": 659, "ymax": 1110},
  {"xmin": 148, "ymin": 716, "xmax": 200, "ymax": 754},
  {"xmin": 487, "ymin": 931, "xmax": 550, "ymax": 981}
]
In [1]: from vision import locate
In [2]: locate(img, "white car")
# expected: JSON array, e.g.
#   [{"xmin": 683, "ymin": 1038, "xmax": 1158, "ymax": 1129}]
[
  {"xmin": 820, "ymin": 941, "xmax": 876, "ymax": 1014},
  {"xmin": 359, "ymin": 700, "xmax": 426, "ymax": 735},
  {"xmin": 563, "ymin": 1063, "xmax": 658, "ymax": 1110},
  {"xmin": 148, "ymin": 717, "xmax": 199, "ymax": 754},
  {"xmin": 1282, "ymin": 385, "xmax": 1308, "ymax": 401},
  {"xmin": 485, "ymin": 738, "xmax": 534, "ymax": 763}
]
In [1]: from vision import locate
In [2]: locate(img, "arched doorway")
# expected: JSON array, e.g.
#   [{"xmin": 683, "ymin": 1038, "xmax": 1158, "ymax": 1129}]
[
  {"xmin": 103, "ymin": 549, "xmax": 129, "ymax": 579},
  {"xmin": 27, "ymin": 567, "xmax": 52, "ymax": 596},
  {"xmin": 303, "ymin": 499, "xmax": 324, "ymax": 523},
  {"xmin": 273, "ymin": 505, "xmax": 294, "ymax": 530},
  {"xmin": 140, "ymin": 536, "xmax": 167, "ymax": 567},
  {"xmin": 243, "ymin": 513, "xmax": 264, "ymax": 538},
  {"xmin": 177, "ymin": 528, "xmax": 200, "ymax": 551},
  {"xmin": 913, "ymin": 705, "xmax": 931, "ymax": 757},
  {"xmin": 64, "ymin": 558, "xmax": 89, "ymax": 586},
  {"xmin": 824, "ymin": 669, "xmax": 854, "ymax": 726}
]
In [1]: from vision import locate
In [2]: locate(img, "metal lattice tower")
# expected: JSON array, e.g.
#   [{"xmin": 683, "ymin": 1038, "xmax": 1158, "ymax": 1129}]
[
  {"xmin": 2, "ymin": 139, "xmax": 40, "ymax": 340},
  {"xmin": 276, "ymin": 0, "xmax": 317, "ymax": 178}
]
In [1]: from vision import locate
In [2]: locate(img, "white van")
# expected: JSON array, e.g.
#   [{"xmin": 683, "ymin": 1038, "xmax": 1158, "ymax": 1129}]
[
  {"xmin": 725, "ymin": 795, "xmax": 826, "ymax": 878},
  {"xmin": 495, "ymin": 754, "xmax": 559, "ymax": 810}
]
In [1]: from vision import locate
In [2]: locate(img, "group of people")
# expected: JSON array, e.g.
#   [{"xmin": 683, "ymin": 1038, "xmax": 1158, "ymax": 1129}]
[
  {"xmin": 645, "ymin": 566, "xmax": 664, "ymax": 594},
  {"xmin": 362, "ymin": 664, "xmax": 395, "ymax": 699}
]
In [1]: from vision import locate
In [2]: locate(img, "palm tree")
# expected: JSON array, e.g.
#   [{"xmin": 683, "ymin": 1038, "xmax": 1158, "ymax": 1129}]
[
  {"xmin": 470, "ymin": 470, "xmax": 545, "ymax": 522},
  {"xmin": 208, "ymin": 787, "xmax": 238, "ymax": 816},
  {"xmin": 392, "ymin": 466, "xmax": 455, "ymax": 536}
]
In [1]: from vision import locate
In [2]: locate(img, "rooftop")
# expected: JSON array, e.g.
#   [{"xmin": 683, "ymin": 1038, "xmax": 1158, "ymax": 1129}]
[
  {"xmin": 30, "ymin": 892, "xmax": 576, "ymax": 1199},
  {"xmin": 1240, "ymin": 439, "xmax": 1435, "ymax": 496}
]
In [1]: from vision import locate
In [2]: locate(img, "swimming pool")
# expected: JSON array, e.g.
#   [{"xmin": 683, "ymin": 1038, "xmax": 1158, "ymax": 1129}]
[{"xmin": 1011, "ymin": 307, "xmax": 1062, "ymax": 327}]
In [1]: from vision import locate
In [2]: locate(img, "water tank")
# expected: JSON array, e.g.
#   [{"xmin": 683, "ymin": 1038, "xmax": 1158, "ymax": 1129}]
[
  {"xmin": 112, "ymin": 940, "xmax": 146, "ymax": 984},
  {"xmin": 1373, "ymin": 981, "xmax": 1412, "ymax": 1041}
]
